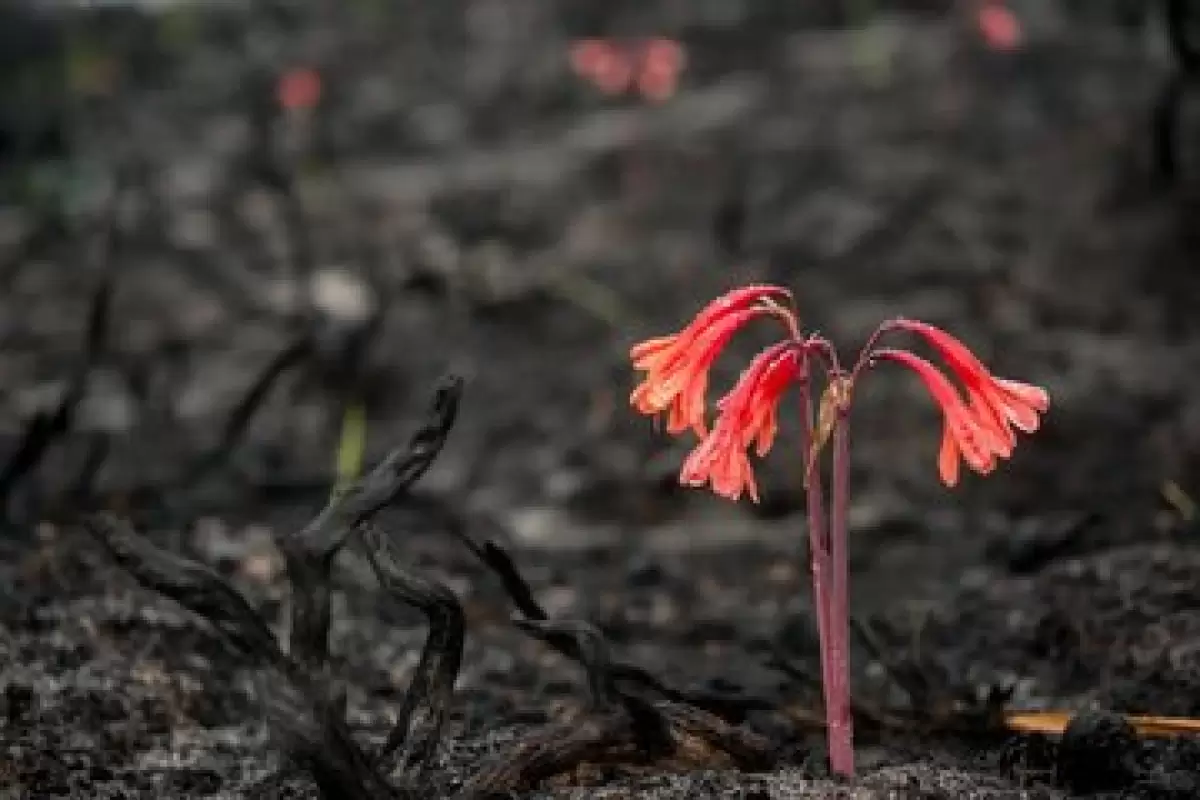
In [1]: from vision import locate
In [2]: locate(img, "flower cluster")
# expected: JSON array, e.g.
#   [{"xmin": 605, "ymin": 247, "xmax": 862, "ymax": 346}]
[
  {"xmin": 629, "ymin": 286, "xmax": 1048, "ymax": 497},
  {"xmin": 568, "ymin": 37, "xmax": 686, "ymax": 102}
]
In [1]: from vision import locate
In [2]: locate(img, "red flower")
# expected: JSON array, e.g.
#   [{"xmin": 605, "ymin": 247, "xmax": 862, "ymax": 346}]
[
  {"xmin": 680, "ymin": 342, "xmax": 802, "ymax": 502},
  {"xmin": 893, "ymin": 319, "xmax": 1048, "ymax": 446},
  {"xmin": 872, "ymin": 348, "xmax": 1011, "ymax": 487},
  {"xmin": 277, "ymin": 68, "xmax": 322, "ymax": 111},
  {"xmin": 569, "ymin": 37, "xmax": 687, "ymax": 102},
  {"xmin": 977, "ymin": 1, "xmax": 1022, "ymax": 52},
  {"xmin": 630, "ymin": 285, "xmax": 793, "ymax": 436},
  {"xmin": 635, "ymin": 38, "xmax": 686, "ymax": 103},
  {"xmin": 569, "ymin": 39, "xmax": 633, "ymax": 96}
]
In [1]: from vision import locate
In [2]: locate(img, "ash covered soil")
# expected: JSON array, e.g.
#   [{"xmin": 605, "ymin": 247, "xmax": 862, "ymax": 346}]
[{"xmin": 2, "ymin": 3, "xmax": 1200, "ymax": 798}]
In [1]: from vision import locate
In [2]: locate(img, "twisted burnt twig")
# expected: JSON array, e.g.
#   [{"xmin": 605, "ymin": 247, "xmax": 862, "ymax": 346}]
[
  {"xmin": 87, "ymin": 373, "xmax": 780, "ymax": 796},
  {"xmin": 441, "ymin": 517, "xmax": 773, "ymax": 721},
  {"xmin": 282, "ymin": 375, "xmax": 460, "ymax": 673},
  {"xmin": 459, "ymin": 617, "xmax": 775, "ymax": 798},
  {"xmin": 432, "ymin": 516, "xmax": 777, "ymax": 795},
  {"xmin": 179, "ymin": 333, "xmax": 315, "ymax": 488},
  {"xmin": 86, "ymin": 377, "xmax": 466, "ymax": 800},
  {"xmin": 359, "ymin": 523, "xmax": 464, "ymax": 779},
  {"xmin": 85, "ymin": 513, "xmax": 284, "ymax": 664}
]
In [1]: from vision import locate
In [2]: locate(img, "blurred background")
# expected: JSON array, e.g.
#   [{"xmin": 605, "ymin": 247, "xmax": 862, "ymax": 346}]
[
  {"xmin": 3, "ymin": 0, "xmax": 1194, "ymax": 582},
  {"xmin": 2, "ymin": 1, "xmax": 1200, "ymax": 791}
]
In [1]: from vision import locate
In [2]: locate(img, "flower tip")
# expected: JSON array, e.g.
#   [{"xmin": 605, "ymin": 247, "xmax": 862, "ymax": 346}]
[
  {"xmin": 630, "ymin": 334, "xmax": 676, "ymax": 364},
  {"xmin": 999, "ymin": 378, "xmax": 1050, "ymax": 412}
]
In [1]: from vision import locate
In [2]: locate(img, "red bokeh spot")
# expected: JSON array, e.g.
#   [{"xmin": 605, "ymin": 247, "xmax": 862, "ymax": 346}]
[
  {"xmin": 569, "ymin": 37, "xmax": 687, "ymax": 102},
  {"xmin": 637, "ymin": 38, "xmax": 685, "ymax": 103},
  {"xmin": 569, "ymin": 39, "xmax": 633, "ymax": 96},
  {"xmin": 278, "ymin": 68, "xmax": 322, "ymax": 111},
  {"xmin": 977, "ymin": 3, "xmax": 1022, "ymax": 52}
]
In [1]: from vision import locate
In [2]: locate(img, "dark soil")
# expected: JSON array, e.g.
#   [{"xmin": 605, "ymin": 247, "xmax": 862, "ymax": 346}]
[{"xmin": 3, "ymin": 2, "xmax": 1200, "ymax": 798}]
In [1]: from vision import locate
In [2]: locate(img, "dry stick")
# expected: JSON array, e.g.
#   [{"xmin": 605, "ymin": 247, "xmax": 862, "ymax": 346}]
[
  {"xmin": 448, "ymin": 538, "xmax": 777, "ymax": 793},
  {"xmin": 0, "ymin": 230, "xmax": 115, "ymax": 516},
  {"xmin": 459, "ymin": 619, "xmax": 657, "ymax": 797},
  {"xmin": 519, "ymin": 617, "xmax": 682, "ymax": 759},
  {"xmin": 64, "ymin": 432, "xmax": 111, "ymax": 508},
  {"xmin": 85, "ymin": 377, "xmax": 463, "ymax": 799},
  {"xmin": 459, "ymin": 715, "xmax": 636, "ymax": 797},
  {"xmin": 83, "ymin": 513, "xmax": 285, "ymax": 666},
  {"xmin": 282, "ymin": 375, "xmax": 462, "ymax": 673},
  {"xmin": 88, "ymin": 335, "xmax": 314, "ymax": 526},
  {"xmin": 62, "ymin": 331, "xmax": 309, "ymax": 519},
  {"xmin": 513, "ymin": 618, "xmax": 618, "ymax": 712},
  {"xmin": 83, "ymin": 514, "xmax": 365, "ymax": 796},
  {"xmin": 654, "ymin": 702, "xmax": 776, "ymax": 771},
  {"xmin": 359, "ymin": 524, "xmax": 465, "ymax": 778},
  {"xmin": 257, "ymin": 669, "xmax": 410, "ymax": 800},
  {"xmin": 181, "ymin": 334, "xmax": 314, "ymax": 486},
  {"xmin": 512, "ymin": 618, "xmax": 776, "ymax": 772},
  {"xmin": 442, "ymin": 522, "xmax": 771, "ymax": 717}
]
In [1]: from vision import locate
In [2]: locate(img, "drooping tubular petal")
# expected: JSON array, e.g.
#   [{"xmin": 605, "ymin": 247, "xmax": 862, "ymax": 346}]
[
  {"xmin": 629, "ymin": 285, "xmax": 796, "ymax": 437},
  {"xmin": 738, "ymin": 344, "xmax": 804, "ymax": 456},
  {"xmin": 992, "ymin": 378, "xmax": 1049, "ymax": 432},
  {"xmin": 680, "ymin": 426, "xmax": 759, "ymax": 502},
  {"xmin": 631, "ymin": 307, "xmax": 761, "ymax": 435},
  {"xmin": 891, "ymin": 319, "xmax": 1048, "ymax": 441},
  {"xmin": 679, "ymin": 341, "xmax": 802, "ymax": 503},
  {"xmin": 679, "ymin": 284, "xmax": 793, "ymax": 340},
  {"xmin": 965, "ymin": 386, "xmax": 1015, "ymax": 457},
  {"xmin": 937, "ymin": 424, "xmax": 960, "ymax": 488},
  {"xmin": 630, "ymin": 335, "xmax": 678, "ymax": 368},
  {"xmin": 872, "ymin": 348, "xmax": 1008, "ymax": 487}
]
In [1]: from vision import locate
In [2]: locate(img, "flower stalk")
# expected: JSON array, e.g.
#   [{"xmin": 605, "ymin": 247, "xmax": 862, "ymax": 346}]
[
  {"xmin": 826, "ymin": 400, "xmax": 854, "ymax": 775},
  {"xmin": 796, "ymin": 367, "xmax": 835, "ymax": 760}
]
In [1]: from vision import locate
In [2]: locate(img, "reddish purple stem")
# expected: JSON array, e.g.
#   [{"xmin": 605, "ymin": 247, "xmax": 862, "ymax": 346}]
[
  {"xmin": 826, "ymin": 407, "xmax": 855, "ymax": 775},
  {"xmin": 798, "ymin": 372, "xmax": 834, "ymax": 744}
]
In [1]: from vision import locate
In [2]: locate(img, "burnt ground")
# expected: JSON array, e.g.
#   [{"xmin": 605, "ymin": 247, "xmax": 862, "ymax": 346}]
[{"xmin": 2, "ymin": 3, "xmax": 1200, "ymax": 798}]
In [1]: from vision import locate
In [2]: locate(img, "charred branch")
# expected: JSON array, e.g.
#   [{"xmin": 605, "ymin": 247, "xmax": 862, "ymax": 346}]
[
  {"xmin": 281, "ymin": 375, "xmax": 461, "ymax": 673},
  {"xmin": 458, "ymin": 715, "xmax": 637, "ymax": 796},
  {"xmin": 181, "ymin": 334, "xmax": 314, "ymax": 487},
  {"xmin": 86, "ymin": 373, "xmax": 784, "ymax": 797},
  {"xmin": 259, "ymin": 672, "xmax": 410, "ymax": 800},
  {"xmin": 359, "ymin": 523, "xmax": 465, "ymax": 779},
  {"xmin": 460, "ymin": 617, "xmax": 776, "ymax": 797},
  {"xmin": 514, "ymin": 618, "xmax": 618, "ymax": 712},
  {"xmin": 444, "ymin": 518, "xmax": 774, "ymax": 720},
  {"xmin": 85, "ymin": 377, "xmax": 465, "ymax": 800},
  {"xmin": 84, "ymin": 513, "xmax": 284, "ymax": 666}
]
